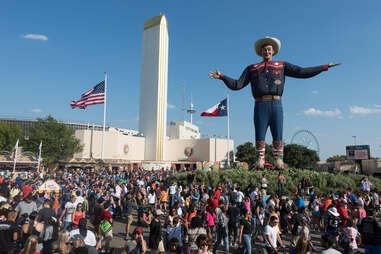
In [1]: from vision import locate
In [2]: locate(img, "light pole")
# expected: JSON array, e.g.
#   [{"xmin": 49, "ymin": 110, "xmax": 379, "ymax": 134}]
[{"xmin": 352, "ymin": 136, "xmax": 357, "ymax": 146}]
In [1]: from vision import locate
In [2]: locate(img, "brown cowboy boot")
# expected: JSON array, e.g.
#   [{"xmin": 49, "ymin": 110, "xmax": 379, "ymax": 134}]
[
  {"xmin": 256, "ymin": 141, "xmax": 266, "ymax": 169},
  {"xmin": 273, "ymin": 141, "xmax": 285, "ymax": 169}
]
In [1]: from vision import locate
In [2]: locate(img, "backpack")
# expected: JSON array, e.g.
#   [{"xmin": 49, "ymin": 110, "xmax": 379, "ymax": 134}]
[
  {"xmin": 328, "ymin": 214, "xmax": 339, "ymax": 229},
  {"xmin": 361, "ymin": 218, "xmax": 375, "ymax": 235},
  {"xmin": 338, "ymin": 232, "xmax": 352, "ymax": 249}
]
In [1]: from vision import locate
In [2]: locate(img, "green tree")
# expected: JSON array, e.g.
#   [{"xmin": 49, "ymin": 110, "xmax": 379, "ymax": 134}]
[
  {"xmin": 235, "ymin": 142, "xmax": 274, "ymax": 166},
  {"xmin": 235, "ymin": 142, "xmax": 256, "ymax": 165},
  {"xmin": 327, "ymin": 155, "xmax": 346, "ymax": 162},
  {"xmin": 0, "ymin": 121, "xmax": 23, "ymax": 152},
  {"xmin": 284, "ymin": 144, "xmax": 319, "ymax": 168},
  {"xmin": 23, "ymin": 116, "xmax": 83, "ymax": 164}
]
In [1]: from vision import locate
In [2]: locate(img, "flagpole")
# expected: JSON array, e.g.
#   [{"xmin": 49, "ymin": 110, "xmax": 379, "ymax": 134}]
[
  {"xmin": 13, "ymin": 139, "xmax": 19, "ymax": 173},
  {"xmin": 101, "ymin": 72, "xmax": 108, "ymax": 161},
  {"xmin": 227, "ymin": 93, "xmax": 230, "ymax": 168},
  {"xmin": 37, "ymin": 141, "xmax": 42, "ymax": 173}
]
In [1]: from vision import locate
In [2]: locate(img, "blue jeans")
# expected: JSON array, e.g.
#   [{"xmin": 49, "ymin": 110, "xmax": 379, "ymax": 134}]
[
  {"xmin": 63, "ymin": 221, "xmax": 72, "ymax": 231},
  {"xmin": 278, "ymin": 182, "xmax": 284, "ymax": 196},
  {"xmin": 240, "ymin": 234, "xmax": 251, "ymax": 254},
  {"xmin": 213, "ymin": 230, "xmax": 229, "ymax": 253},
  {"xmin": 254, "ymin": 100, "xmax": 283, "ymax": 142},
  {"xmin": 365, "ymin": 245, "xmax": 381, "ymax": 254}
]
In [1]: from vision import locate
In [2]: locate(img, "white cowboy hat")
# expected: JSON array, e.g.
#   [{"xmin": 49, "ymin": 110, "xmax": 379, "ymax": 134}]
[
  {"xmin": 254, "ymin": 36, "xmax": 281, "ymax": 57},
  {"xmin": 328, "ymin": 207, "xmax": 340, "ymax": 217}
]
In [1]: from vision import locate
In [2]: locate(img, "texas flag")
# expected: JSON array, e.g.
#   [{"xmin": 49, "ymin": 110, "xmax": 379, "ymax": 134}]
[{"xmin": 201, "ymin": 98, "xmax": 228, "ymax": 117}]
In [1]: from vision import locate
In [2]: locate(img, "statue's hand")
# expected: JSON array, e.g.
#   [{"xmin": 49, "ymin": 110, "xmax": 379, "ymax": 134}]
[
  {"xmin": 208, "ymin": 69, "xmax": 221, "ymax": 79},
  {"xmin": 328, "ymin": 62, "xmax": 342, "ymax": 68}
]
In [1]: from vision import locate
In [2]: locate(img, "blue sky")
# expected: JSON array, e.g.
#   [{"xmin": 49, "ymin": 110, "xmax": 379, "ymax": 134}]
[{"xmin": 1, "ymin": 0, "xmax": 381, "ymax": 160}]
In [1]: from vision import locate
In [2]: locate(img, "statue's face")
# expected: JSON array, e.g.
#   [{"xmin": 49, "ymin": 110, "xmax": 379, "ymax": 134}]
[{"xmin": 261, "ymin": 45, "xmax": 274, "ymax": 61}]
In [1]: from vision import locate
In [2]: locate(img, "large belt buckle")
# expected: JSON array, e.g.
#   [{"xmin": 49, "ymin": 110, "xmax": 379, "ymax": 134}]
[{"xmin": 262, "ymin": 95, "xmax": 272, "ymax": 102}]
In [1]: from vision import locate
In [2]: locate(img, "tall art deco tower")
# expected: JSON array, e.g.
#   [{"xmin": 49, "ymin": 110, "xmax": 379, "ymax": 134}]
[{"xmin": 139, "ymin": 14, "xmax": 169, "ymax": 161}]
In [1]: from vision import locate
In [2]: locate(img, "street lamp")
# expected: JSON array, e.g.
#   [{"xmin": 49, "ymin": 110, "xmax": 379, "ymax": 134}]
[{"xmin": 352, "ymin": 136, "xmax": 357, "ymax": 146}]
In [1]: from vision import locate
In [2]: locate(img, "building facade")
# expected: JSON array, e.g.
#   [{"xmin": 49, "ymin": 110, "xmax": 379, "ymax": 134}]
[
  {"xmin": 167, "ymin": 120, "xmax": 201, "ymax": 139},
  {"xmin": 72, "ymin": 128, "xmax": 233, "ymax": 163}
]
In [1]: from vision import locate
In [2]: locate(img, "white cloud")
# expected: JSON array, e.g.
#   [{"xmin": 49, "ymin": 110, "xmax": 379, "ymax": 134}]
[
  {"xmin": 22, "ymin": 34, "xmax": 48, "ymax": 41},
  {"xmin": 303, "ymin": 108, "xmax": 342, "ymax": 117},
  {"xmin": 31, "ymin": 109, "xmax": 43, "ymax": 113},
  {"xmin": 349, "ymin": 105, "xmax": 381, "ymax": 115},
  {"xmin": 167, "ymin": 104, "xmax": 176, "ymax": 109},
  {"xmin": 312, "ymin": 90, "xmax": 319, "ymax": 95}
]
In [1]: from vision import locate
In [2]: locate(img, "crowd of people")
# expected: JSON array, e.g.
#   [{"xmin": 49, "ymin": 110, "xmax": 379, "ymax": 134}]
[{"xmin": 0, "ymin": 168, "xmax": 380, "ymax": 254}]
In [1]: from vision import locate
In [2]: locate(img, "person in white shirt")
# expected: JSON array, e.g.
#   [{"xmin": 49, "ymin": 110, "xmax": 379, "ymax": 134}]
[
  {"xmin": 262, "ymin": 175, "xmax": 268, "ymax": 190},
  {"xmin": 114, "ymin": 184, "xmax": 122, "ymax": 199},
  {"xmin": 169, "ymin": 183, "xmax": 177, "ymax": 209},
  {"xmin": 250, "ymin": 188, "xmax": 258, "ymax": 202},
  {"xmin": 148, "ymin": 189, "xmax": 156, "ymax": 209},
  {"xmin": 69, "ymin": 218, "xmax": 97, "ymax": 247},
  {"xmin": 60, "ymin": 195, "xmax": 77, "ymax": 231},
  {"xmin": 264, "ymin": 216, "xmax": 285, "ymax": 254},
  {"xmin": 361, "ymin": 177, "xmax": 372, "ymax": 192}
]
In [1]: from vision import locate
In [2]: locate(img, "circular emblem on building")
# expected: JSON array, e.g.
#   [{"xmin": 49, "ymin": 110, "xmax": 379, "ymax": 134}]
[
  {"xmin": 123, "ymin": 144, "xmax": 129, "ymax": 154},
  {"xmin": 184, "ymin": 147, "xmax": 193, "ymax": 157}
]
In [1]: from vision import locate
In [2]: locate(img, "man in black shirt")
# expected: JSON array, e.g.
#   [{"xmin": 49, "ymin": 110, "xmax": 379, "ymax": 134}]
[
  {"xmin": 227, "ymin": 202, "xmax": 240, "ymax": 246},
  {"xmin": 0, "ymin": 209, "xmax": 18, "ymax": 254},
  {"xmin": 358, "ymin": 210, "xmax": 381, "ymax": 253},
  {"xmin": 38, "ymin": 200, "xmax": 57, "ymax": 224},
  {"xmin": 238, "ymin": 209, "xmax": 252, "ymax": 254},
  {"xmin": 93, "ymin": 198, "xmax": 104, "ymax": 236}
]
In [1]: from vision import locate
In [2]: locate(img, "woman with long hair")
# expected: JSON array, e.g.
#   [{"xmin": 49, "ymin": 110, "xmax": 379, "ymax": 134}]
[
  {"xmin": 22, "ymin": 235, "xmax": 39, "ymax": 254},
  {"xmin": 205, "ymin": 206, "xmax": 215, "ymax": 239},
  {"xmin": 52, "ymin": 231, "xmax": 70, "ymax": 254},
  {"xmin": 71, "ymin": 203, "xmax": 85, "ymax": 229},
  {"xmin": 52, "ymin": 193, "xmax": 62, "ymax": 217},
  {"xmin": 342, "ymin": 218, "xmax": 360, "ymax": 254}
]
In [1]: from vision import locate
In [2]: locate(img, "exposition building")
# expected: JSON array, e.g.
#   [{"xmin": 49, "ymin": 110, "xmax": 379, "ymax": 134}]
[{"xmin": 1, "ymin": 15, "xmax": 234, "ymax": 171}]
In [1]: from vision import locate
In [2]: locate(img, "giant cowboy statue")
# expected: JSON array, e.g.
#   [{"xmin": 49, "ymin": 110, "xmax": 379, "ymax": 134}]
[{"xmin": 209, "ymin": 37, "xmax": 341, "ymax": 169}]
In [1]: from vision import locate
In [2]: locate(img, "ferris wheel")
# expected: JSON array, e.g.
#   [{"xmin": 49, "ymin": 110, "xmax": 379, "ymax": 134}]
[{"xmin": 290, "ymin": 129, "xmax": 320, "ymax": 155}]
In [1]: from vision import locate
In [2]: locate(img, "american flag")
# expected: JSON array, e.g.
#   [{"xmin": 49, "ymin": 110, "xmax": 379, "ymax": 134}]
[{"xmin": 71, "ymin": 81, "xmax": 105, "ymax": 109}]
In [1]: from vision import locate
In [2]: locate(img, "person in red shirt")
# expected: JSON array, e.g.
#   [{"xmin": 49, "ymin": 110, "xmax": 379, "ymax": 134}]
[
  {"xmin": 214, "ymin": 188, "xmax": 221, "ymax": 200},
  {"xmin": 336, "ymin": 199, "xmax": 349, "ymax": 227},
  {"xmin": 101, "ymin": 203, "xmax": 113, "ymax": 224},
  {"xmin": 207, "ymin": 195, "xmax": 219, "ymax": 211},
  {"xmin": 100, "ymin": 203, "xmax": 113, "ymax": 249}
]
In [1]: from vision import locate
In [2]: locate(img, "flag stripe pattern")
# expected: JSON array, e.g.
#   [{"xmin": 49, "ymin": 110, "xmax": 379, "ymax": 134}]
[
  {"xmin": 71, "ymin": 81, "xmax": 105, "ymax": 109},
  {"xmin": 200, "ymin": 98, "xmax": 228, "ymax": 117}
]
